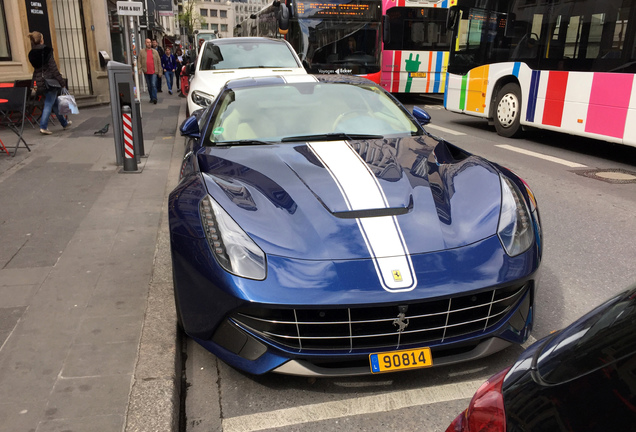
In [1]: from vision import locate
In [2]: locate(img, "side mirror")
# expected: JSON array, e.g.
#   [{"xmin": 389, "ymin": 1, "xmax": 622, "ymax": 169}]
[
  {"xmin": 382, "ymin": 15, "xmax": 390, "ymax": 45},
  {"xmin": 446, "ymin": 7, "xmax": 459, "ymax": 31},
  {"xmin": 278, "ymin": 5, "xmax": 290, "ymax": 34},
  {"xmin": 413, "ymin": 107, "xmax": 431, "ymax": 126},
  {"xmin": 180, "ymin": 115, "xmax": 201, "ymax": 138}
]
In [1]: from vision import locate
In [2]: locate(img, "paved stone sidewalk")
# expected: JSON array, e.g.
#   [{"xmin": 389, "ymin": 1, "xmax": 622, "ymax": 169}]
[{"xmin": 0, "ymin": 95, "xmax": 185, "ymax": 432}]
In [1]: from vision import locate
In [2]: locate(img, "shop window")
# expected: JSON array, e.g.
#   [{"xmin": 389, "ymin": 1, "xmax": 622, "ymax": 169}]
[{"xmin": 0, "ymin": 0, "xmax": 11, "ymax": 61}]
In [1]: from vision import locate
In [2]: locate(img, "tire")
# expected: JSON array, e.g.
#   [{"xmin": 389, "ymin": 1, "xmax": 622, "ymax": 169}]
[{"xmin": 494, "ymin": 83, "xmax": 522, "ymax": 138}]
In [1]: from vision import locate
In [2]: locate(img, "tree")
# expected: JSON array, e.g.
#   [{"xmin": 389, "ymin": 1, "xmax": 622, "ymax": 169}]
[{"xmin": 178, "ymin": 0, "xmax": 206, "ymax": 43}]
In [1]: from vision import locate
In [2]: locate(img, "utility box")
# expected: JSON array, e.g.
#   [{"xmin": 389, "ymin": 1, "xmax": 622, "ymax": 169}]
[{"xmin": 107, "ymin": 61, "xmax": 140, "ymax": 166}]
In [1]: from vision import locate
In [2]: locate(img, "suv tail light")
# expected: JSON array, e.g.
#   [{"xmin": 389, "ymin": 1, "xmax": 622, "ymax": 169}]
[{"xmin": 446, "ymin": 367, "xmax": 511, "ymax": 432}]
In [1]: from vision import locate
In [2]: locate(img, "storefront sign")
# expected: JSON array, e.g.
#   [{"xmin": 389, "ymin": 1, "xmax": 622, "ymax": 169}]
[
  {"xmin": 117, "ymin": 1, "xmax": 144, "ymax": 16},
  {"xmin": 26, "ymin": 0, "xmax": 53, "ymax": 48}
]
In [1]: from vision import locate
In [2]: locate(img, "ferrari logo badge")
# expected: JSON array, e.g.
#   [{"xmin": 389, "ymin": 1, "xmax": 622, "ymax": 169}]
[
  {"xmin": 392, "ymin": 270, "xmax": 403, "ymax": 282},
  {"xmin": 393, "ymin": 312, "xmax": 409, "ymax": 332}
]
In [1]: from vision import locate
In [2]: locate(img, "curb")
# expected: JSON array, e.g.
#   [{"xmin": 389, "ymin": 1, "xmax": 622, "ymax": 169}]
[{"xmin": 125, "ymin": 102, "xmax": 186, "ymax": 432}]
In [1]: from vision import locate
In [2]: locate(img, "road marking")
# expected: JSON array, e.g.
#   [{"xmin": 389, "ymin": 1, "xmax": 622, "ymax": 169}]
[
  {"xmin": 426, "ymin": 124, "xmax": 466, "ymax": 136},
  {"xmin": 222, "ymin": 378, "xmax": 484, "ymax": 432},
  {"xmin": 496, "ymin": 145, "xmax": 587, "ymax": 168}
]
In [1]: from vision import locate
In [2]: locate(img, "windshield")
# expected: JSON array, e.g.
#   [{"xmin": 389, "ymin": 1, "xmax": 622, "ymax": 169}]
[
  {"xmin": 199, "ymin": 41, "xmax": 301, "ymax": 71},
  {"xmin": 198, "ymin": 32, "xmax": 217, "ymax": 41},
  {"xmin": 207, "ymin": 82, "xmax": 419, "ymax": 144},
  {"xmin": 288, "ymin": 0, "xmax": 382, "ymax": 74}
]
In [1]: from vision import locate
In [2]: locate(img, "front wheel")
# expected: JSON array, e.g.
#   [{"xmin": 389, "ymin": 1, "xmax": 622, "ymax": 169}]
[{"xmin": 494, "ymin": 83, "xmax": 522, "ymax": 138}]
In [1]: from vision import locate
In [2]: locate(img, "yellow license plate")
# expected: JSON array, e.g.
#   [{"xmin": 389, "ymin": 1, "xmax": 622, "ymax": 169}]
[
  {"xmin": 410, "ymin": 72, "xmax": 427, "ymax": 78},
  {"xmin": 370, "ymin": 347, "xmax": 433, "ymax": 373}
]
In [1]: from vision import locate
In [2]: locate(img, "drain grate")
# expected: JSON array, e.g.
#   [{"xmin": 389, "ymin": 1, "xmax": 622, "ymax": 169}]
[{"xmin": 575, "ymin": 168, "xmax": 636, "ymax": 184}]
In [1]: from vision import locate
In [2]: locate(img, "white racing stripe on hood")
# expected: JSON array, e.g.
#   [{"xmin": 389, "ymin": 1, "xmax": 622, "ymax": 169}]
[{"xmin": 308, "ymin": 141, "xmax": 417, "ymax": 293}]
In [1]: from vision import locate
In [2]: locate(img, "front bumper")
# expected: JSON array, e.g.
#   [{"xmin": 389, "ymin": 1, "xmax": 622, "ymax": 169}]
[{"xmin": 172, "ymin": 232, "xmax": 538, "ymax": 375}]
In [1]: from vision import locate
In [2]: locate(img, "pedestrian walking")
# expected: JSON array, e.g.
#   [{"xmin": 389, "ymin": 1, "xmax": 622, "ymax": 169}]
[
  {"xmin": 152, "ymin": 39, "xmax": 165, "ymax": 92},
  {"xmin": 175, "ymin": 47, "xmax": 184, "ymax": 91},
  {"xmin": 179, "ymin": 56, "xmax": 190, "ymax": 98},
  {"xmin": 139, "ymin": 38, "xmax": 162, "ymax": 104},
  {"xmin": 27, "ymin": 31, "xmax": 72, "ymax": 135},
  {"xmin": 162, "ymin": 47, "xmax": 177, "ymax": 95}
]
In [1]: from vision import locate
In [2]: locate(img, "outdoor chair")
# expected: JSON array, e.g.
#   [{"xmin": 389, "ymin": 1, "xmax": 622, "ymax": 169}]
[
  {"xmin": 0, "ymin": 87, "xmax": 30, "ymax": 156},
  {"xmin": 14, "ymin": 80, "xmax": 43, "ymax": 128}
]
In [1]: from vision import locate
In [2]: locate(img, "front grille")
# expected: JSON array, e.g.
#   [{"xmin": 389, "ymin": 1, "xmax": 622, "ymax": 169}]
[{"xmin": 231, "ymin": 283, "xmax": 530, "ymax": 352}]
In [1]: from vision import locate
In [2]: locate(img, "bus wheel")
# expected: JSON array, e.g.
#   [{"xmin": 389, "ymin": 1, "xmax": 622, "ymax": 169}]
[{"xmin": 494, "ymin": 83, "xmax": 522, "ymax": 138}]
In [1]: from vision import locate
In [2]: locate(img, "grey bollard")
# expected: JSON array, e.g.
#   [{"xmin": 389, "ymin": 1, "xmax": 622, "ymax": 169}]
[{"xmin": 122, "ymin": 105, "xmax": 138, "ymax": 172}]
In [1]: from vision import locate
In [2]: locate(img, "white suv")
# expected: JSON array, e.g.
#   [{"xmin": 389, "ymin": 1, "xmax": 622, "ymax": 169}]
[{"xmin": 187, "ymin": 37, "xmax": 307, "ymax": 116}]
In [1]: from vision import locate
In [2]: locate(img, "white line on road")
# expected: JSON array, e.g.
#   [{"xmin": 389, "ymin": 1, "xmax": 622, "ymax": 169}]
[
  {"xmin": 496, "ymin": 145, "xmax": 587, "ymax": 168},
  {"xmin": 426, "ymin": 124, "xmax": 466, "ymax": 136},
  {"xmin": 222, "ymin": 378, "xmax": 485, "ymax": 432}
]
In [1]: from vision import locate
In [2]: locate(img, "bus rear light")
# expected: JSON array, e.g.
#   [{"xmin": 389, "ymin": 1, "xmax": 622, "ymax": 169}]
[{"xmin": 446, "ymin": 367, "xmax": 510, "ymax": 432}]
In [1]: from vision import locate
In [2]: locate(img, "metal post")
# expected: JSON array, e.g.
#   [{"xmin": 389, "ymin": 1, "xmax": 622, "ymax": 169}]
[
  {"xmin": 134, "ymin": 98, "xmax": 146, "ymax": 158},
  {"xmin": 123, "ymin": 14, "xmax": 132, "ymax": 66},
  {"xmin": 130, "ymin": 15, "xmax": 141, "ymax": 101},
  {"xmin": 122, "ymin": 105, "xmax": 138, "ymax": 172}
]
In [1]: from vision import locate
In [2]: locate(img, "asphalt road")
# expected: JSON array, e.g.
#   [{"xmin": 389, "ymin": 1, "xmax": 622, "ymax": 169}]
[{"xmin": 180, "ymin": 96, "xmax": 636, "ymax": 432}]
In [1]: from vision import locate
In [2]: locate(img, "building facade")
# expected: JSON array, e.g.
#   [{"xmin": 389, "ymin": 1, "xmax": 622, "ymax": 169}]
[
  {"xmin": 2, "ymin": 0, "xmax": 114, "ymax": 103},
  {"xmin": 1, "ymin": 0, "xmax": 181, "ymax": 105},
  {"xmin": 233, "ymin": 0, "xmax": 270, "ymax": 29},
  {"xmin": 0, "ymin": 0, "xmax": 277, "ymax": 104},
  {"xmin": 185, "ymin": 0, "xmax": 235, "ymax": 39}
]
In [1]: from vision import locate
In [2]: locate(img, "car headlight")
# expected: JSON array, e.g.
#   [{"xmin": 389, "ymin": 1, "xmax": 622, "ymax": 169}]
[
  {"xmin": 191, "ymin": 90, "xmax": 214, "ymax": 107},
  {"xmin": 199, "ymin": 195, "xmax": 266, "ymax": 280},
  {"xmin": 497, "ymin": 175, "xmax": 534, "ymax": 257}
]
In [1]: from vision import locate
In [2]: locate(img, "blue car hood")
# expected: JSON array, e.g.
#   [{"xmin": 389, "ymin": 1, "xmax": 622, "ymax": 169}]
[{"xmin": 198, "ymin": 135, "xmax": 502, "ymax": 260}]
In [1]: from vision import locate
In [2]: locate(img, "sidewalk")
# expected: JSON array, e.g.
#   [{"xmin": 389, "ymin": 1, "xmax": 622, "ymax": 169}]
[{"xmin": 0, "ymin": 94, "xmax": 185, "ymax": 431}]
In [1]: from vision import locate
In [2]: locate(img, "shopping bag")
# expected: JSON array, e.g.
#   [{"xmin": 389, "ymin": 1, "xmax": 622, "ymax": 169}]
[{"xmin": 57, "ymin": 88, "xmax": 79, "ymax": 115}]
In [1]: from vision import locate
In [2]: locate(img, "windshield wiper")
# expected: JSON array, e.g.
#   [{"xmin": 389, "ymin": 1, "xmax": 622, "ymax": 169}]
[
  {"xmin": 215, "ymin": 139, "xmax": 274, "ymax": 146},
  {"xmin": 281, "ymin": 133, "xmax": 383, "ymax": 142}
]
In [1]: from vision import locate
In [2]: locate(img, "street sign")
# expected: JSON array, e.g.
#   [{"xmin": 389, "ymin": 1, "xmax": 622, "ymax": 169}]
[{"xmin": 117, "ymin": 1, "xmax": 143, "ymax": 16}]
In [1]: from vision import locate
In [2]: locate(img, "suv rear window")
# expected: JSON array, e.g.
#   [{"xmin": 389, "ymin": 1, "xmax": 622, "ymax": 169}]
[{"xmin": 537, "ymin": 288, "xmax": 636, "ymax": 384}]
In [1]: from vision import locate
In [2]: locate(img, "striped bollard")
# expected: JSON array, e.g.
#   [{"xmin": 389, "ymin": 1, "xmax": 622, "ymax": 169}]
[{"xmin": 122, "ymin": 105, "xmax": 138, "ymax": 172}]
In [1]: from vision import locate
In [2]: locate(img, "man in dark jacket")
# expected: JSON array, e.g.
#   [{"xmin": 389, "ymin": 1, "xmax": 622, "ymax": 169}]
[{"xmin": 27, "ymin": 31, "xmax": 71, "ymax": 134}]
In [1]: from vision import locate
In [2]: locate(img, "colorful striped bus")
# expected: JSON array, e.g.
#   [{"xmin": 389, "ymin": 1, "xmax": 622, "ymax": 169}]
[
  {"xmin": 380, "ymin": 0, "xmax": 454, "ymax": 94},
  {"xmin": 445, "ymin": 0, "xmax": 636, "ymax": 147}
]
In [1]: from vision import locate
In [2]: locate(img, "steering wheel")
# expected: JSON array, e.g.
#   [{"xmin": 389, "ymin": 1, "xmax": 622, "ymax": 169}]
[{"xmin": 333, "ymin": 109, "xmax": 369, "ymax": 131}]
